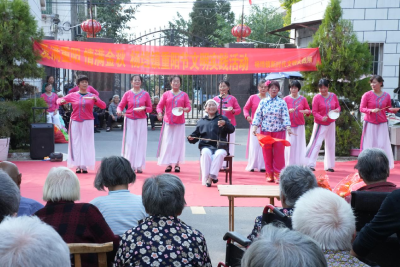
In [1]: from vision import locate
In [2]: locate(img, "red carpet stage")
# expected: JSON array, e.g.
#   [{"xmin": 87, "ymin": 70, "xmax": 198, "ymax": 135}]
[{"xmin": 16, "ymin": 160, "xmax": 400, "ymax": 207}]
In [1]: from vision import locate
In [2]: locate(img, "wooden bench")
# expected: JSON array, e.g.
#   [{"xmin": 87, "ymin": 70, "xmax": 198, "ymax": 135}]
[{"xmin": 68, "ymin": 242, "xmax": 114, "ymax": 267}]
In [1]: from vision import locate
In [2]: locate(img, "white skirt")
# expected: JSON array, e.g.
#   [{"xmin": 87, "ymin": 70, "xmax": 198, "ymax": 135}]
[
  {"xmin": 68, "ymin": 120, "xmax": 95, "ymax": 170},
  {"xmin": 157, "ymin": 123, "xmax": 185, "ymax": 166},
  {"xmin": 361, "ymin": 121, "xmax": 394, "ymax": 169},
  {"xmin": 285, "ymin": 125, "xmax": 307, "ymax": 166},
  {"xmin": 122, "ymin": 117, "xmax": 147, "ymax": 169},
  {"xmin": 246, "ymin": 127, "xmax": 265, "ymax": 171}
]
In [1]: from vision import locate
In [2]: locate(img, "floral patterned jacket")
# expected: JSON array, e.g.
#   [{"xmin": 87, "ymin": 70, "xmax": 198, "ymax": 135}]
[{"xmin": 114, "ymin": 215, "xmax": 212, "ymax": 267}]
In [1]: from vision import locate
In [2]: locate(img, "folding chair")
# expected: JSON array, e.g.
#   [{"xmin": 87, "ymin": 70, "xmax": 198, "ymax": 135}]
[{"xmin": 68, "ymin": 242, "xmax": 113, "ymax": 267}]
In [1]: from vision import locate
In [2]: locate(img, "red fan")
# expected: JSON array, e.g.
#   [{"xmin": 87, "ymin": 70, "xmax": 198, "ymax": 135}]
[{"xmin": 256, "ymin": 134, "xmax": 291, "ymax": 148}]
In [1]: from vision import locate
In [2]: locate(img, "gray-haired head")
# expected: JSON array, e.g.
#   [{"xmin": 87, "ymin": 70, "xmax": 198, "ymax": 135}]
[
  {"xmin": 112, "ymin": 95, "xmax": 120, "ymax": 100},
  {"xmin": 292, "ymin": 188, "xmax": 356, "ymax": 250},
  {"xmin": 0, "ymin": 216, "xmax": 70, "ymax": 267},
  {"xmin": 279, "ymin": 165, "xmax": 318, "ymax": 207},
  {"xmin": 355, "ymin": 148, "xmax": 390, "ymax": 183},
  {"xmin": 43, "ymin": 167, "xmax": 80, "ymax": 202},
  {"xmin": 153, "ymin": 96, "xmax": 159, "ymax": 100},
  {"xmin": 95, "ymin": 156, "xmax": 136, "ymax": 191},
  {"xmin": 241, "ymin": 224, "xmax": 327, "ymax": 267},
  {"xmin": 0, "ymin": 170, "xmax": 20, "ymax": 222},
  {"xmin": 142, "ymin": 174, "xmax": 186, "ymax": 216}
]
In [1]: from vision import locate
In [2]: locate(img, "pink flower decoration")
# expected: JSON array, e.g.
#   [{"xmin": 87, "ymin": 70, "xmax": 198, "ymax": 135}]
[{"xmin": 265, "ymin": 80, "xmax": 271, "ymax": 87}]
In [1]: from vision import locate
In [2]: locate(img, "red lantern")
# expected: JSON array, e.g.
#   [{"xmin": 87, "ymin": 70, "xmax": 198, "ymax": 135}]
[
  {"xmin": 231, "ymin": 24, "xmax": 251, "ymax": 42},
  {"xmin": 81, "ymin": 19, "xmax": 102, "ymax": 38}
]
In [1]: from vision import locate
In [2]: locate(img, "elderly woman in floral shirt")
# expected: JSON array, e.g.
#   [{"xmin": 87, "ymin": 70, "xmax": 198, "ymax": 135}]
[
  {"xmin": 114, "ymin": 174, "xmax": 212, "ymax": 267},
  {"xmin": 252, "ymin": 80, "xmax": 292, "ymax": 183}
]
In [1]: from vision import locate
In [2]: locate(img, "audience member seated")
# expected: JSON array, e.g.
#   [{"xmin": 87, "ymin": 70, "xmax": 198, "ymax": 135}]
[
  {"xmin": 149, "ymin": 96, "xmax": 160, "ymax": 130},
  {"xmin": 247, "ymin": 165, "xmax": 317, "ymax": 241},
  {"xmin": 0, "ymin": 161, "xmax": 43, "ymax": 216},
  {"xmin": 351, "ymin": 189, "xmax": 400, "ymax": 261},
  {"xmin": 90, "ymin": 156, "xmax": 147, "ymax": 236},
  {"xmin": 94, "ymin": 106, "xmax": 106, "ymax": 129},
  {"xmin": 0, "ymin": 216, "xmax": 71, "ymax": 267},
  {"xmin": 93, "ymin": 111, "xmax": 101, "ymax": 133},
  {"xmin": 242, "ymin": 224, "xmax": 327, "ymax": 267},
  {"xmin": 346, "ymin": 148, "xmax": 397, "ymax": 203},
  {"xmin": 114, "ymin": 174, "xmax": 212, "ymax": 267},
  {"xmin": 188, "ymin": 99, "xmax": 235, "ymax": 187},
  {"xmin": 107, "ymin": 95, "xmax": 124, "ymax": 132},
  {"xmin": 35, "ymin": 167, "xmax": 120, "ymax": 267},
  {"xmin": 0, "ymin": 170, "xmax": 20, "ymax": 223},
  {"xmin": 292, "ymin": 188, "xmax": 370, "ymax": 266}
]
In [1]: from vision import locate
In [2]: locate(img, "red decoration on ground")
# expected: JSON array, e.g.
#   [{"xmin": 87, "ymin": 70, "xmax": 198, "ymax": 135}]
[
  {"xmin": 81, "ymin": 19, "xmax": 101, "ymax": 38},
  {"xmin": 231, "ymin": 24, "xmax": 251, "ymax": 42}
]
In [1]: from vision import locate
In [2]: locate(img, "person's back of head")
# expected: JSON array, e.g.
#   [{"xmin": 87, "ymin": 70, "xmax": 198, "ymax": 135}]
[
  {"xmin": 279, "ymin": 165, "xmax": 318, "ymax": 207},
  {"xmin": 241, "ymin": 224, "xmax": 327, "ymax": 267},
  {"xmin": 355, "ymin": 148, "xmax": 390, "ymax": 184},
  {"xmin": 292, "ymin": 187, "xmax": 355, "ymax": 250},
  {"xmin": 0, "ymin": 161, "xmax": 21, "ymax": 187},
  {"xmin": 0, "ymin": 216, "xmax": 70, "ymax": 267},
  {"xmin": 0, "ymin": 170, "xmax": 20, "ymax": 222},
  {"xmin": 94, "ymin": 156, "xmax": 135, "ymax": 191}
]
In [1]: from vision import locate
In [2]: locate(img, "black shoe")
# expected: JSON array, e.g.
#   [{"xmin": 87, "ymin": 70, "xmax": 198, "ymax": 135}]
[
  {"xmin": 309, "ymin": 167, "xmax": 315, "ymax": 171},
  {"xmin": 260, "ymin": 169, "xmax": 266, "ymax": 173},
  {"xmin": 326, "ymin": 168, "xmax": 334, "ymax": 172},
  {"xmin": 165, "ymin": 166, "xmax": 172, "ymax": 172},
  {"xmin": 206, "ymin": 182, "xmax": 211, "ymax": 187},
  {"xmin": 106, "ymin": 127, "xmax": 111, "ymax": 132},
  {"xmin": 76, "ymin": 168, "xmax": 81, "ymax": 173},
  {"xmin": 250, "ymin": 169, "xmax": 254, "ymax": 172},
  {"xmin": 174, "ymin": 166, "xmax": 180, "ymax": 173},
  {"xmin": 94, "ymin": 128, "xmax": 100, "ymax": 133},
  {"xmin": 82, "ymin": 170, "xmax": 88, "ymax": 174},
  {"xmin": 212, "ymin": 178, "xmax": 218, "ymax": 184}
]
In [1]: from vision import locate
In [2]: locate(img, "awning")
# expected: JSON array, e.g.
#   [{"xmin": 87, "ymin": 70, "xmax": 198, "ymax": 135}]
[{"xmin": 268, "ymin": 20, "xmax": 322, "ymax": 34}]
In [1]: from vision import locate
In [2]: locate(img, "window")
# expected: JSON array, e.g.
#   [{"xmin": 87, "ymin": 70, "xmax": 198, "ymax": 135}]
[
  {"xmin": 369, "ymin": 43, "xmax": 383, "ymax": 75},
  {"xmin": 41, "ymin": 0, "xmax": 52, "ymax": 15}
]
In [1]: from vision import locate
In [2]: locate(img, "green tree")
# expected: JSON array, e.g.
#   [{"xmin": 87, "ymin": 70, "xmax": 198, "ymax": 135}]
[
  {"xmin": 302, "ymin": 0, "xmax": 372, "ymax": 155},
  {"xmin": 243, "ymin": 5, "xmax": 288, "ymax": 48},
  {"xmin": 0, "ymin": 0, "xmax": 44, "ymax": 100},
  {"xmin": 87, "ymin": 1, "xmax": 139, "ymax": 43},
  {"xmin": 280, "ymin": 0, "xmax": 301, "ymax": 26}
]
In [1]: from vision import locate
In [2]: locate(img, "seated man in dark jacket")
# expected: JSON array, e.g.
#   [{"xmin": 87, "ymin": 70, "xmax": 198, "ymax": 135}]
[{"xmin": 188, "ymin": 99, "xmax": 235, "ymax": 187}]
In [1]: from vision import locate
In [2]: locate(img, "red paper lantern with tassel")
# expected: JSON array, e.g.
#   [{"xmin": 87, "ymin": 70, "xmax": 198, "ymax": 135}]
[
  {"xmin": 81, "ymin": 19, "xmax": 102, "ymax": 38},
  {"xmin": 231, "ymin": 24, "xmax": 251, "ymax": 42}
]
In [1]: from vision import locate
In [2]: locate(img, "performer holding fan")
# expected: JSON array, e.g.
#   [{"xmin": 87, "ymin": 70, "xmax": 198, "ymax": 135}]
[{"xmin": 252, "ymin": 80, "xmax": 292, "ymax": 183}]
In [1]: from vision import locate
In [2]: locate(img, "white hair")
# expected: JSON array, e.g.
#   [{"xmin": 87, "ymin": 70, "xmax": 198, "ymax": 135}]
[
  {"xmin": 204, "ymin": 99, "xmax": 219, "ymax": 109},
  {"xmin": 292, "ymin": 188, "xmax": 355, "ymax": 250},
  {"xmin": 57, "ymin": 92, "xmax": 64, "ymax": 97},
  {"xmin": 241, "ymin": 224, "xmax": 327, "ymax": 267},
  {"xmin": 43, "ymin": 167, "xmax": 80, "ymax": 202},
  {"xmin": 0, "ymin": 216, "xmax": 70, "ymax": 267}
]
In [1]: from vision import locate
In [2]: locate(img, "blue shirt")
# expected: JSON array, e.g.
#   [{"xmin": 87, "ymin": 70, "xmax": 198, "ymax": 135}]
[
  {"xmin": 18, "ymin": 196, "xmax": 44, "ymax": 216},
  {"xmin": 90, "ymin": 190, "xmax": 147, "ymax": 236},
  {"xmin": 252, "ymin": 96, "xmax": 291, "ymax": 132}
]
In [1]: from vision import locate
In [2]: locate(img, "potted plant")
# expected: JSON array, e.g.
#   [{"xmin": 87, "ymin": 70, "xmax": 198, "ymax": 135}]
[{"xmin": 0, "ymin": 102, "xmax": 23, "ymax": 160}]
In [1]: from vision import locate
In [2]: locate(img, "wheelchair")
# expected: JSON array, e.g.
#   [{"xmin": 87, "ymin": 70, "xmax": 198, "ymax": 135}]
[{"xmin": 217, "ymin": 204, "xmax": 292, "ymax": 267}]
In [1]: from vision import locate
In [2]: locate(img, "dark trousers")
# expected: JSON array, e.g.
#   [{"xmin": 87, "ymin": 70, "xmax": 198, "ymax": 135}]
[
  {"xmin": 93, "ymin": 112, "xmax": 100, "ymax": 127},
  {"xmin": 107, "ymin": 115, "xmax": 124, "ymax": 127},
  {"xmin": 149, "ymin": 114, "xmax": 157, "ymax": 128},
  {"xmin": 97, "ymin": 113, "xmax": 105, "ymax": 128}
]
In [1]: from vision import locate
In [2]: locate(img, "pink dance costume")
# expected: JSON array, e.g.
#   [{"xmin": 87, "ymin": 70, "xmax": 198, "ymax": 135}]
[
  {"xmin": 57, "ymin": 92, "xmax": 106, "ymax": 170},
  {"xmin": 283, "ymin": 95, "xmax": 311, "ymax": 166},
  {"xmin": 360, "ymin": 91, "xmax": 395, "ymax": 169},
  {"xmin": 306, "ymin": 93, "xmax": 340, "ymax": 170},
  {"xmin": 156, "ymin": 90, "xmax": 191, "ymax": 166},
  {"xmin": 118, "ymin": 90, "xmax": 152, "ymax": 170}
]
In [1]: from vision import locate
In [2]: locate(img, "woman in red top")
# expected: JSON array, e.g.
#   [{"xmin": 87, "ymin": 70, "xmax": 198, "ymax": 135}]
[
  {"xmin": 360, "ymin": 75, "xmax": 400, "ymax": 169},
  {"xmin": 213, "ymin": 81, "xmax": 241, "ymax": 163},
  {"xmin": 305, "ymin": 79, "xmax": 340, "ymax": 172},
  {"xmin": 283, "ymin": 80, "xmax": 311, "ymax": 166},
  {"xmin": 117, "ymin": 75, "xmax": 152, "ymax": 173}
]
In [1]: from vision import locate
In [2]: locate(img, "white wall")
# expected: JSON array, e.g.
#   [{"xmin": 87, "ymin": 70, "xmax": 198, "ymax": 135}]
[
  {"xmin": 40, "ymin": 0, "xmax": 73, "ymax": 41},
  {"xmin": 292, "ymin": 0, "xmax": 400, "ymax": 94}
]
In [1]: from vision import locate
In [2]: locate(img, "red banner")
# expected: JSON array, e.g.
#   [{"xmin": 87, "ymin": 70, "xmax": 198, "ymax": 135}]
[{"xmin": 33, "ymin": 40, "xmax": 320, "ymax": 74}]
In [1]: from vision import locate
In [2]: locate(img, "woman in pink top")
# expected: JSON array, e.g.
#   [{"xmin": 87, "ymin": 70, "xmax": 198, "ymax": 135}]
[
  {"xmin": 213, "ymin": 81, "xmax": 241, "ymax": 161},
  {"xmin": 57, "ymin": 76, "xmax": 106, "ymax": 173},
  {"xmin": 156, "ymin": 76, "xmax": 191, "ymax": 172},
  {"xmin": 360, "ymin": 75, "xmax": 399, "ymax": 169},
  {"xmin": 284, "ymin": 80, "xmax": 311, "ymax": 166},
  {"xmin": 117, "ymin": 75, "xmax": 152, "ymax": 173},
  {"xmin": 243, "ymin": 79, "xmax": 267, "ymax": 172},
  {"xmin": 41, "ymin": 83, "xmax": 62, "ymax": 128},
  {"xmin": 305, "ymin": 79, "xmax": 340, "ymax": 172}
]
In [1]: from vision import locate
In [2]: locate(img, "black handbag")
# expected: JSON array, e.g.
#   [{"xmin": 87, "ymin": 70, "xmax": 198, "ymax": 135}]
[{"xmin": 49, "ymin": 152, "xmax": 63, "ymax": 162}]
